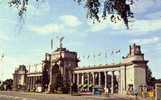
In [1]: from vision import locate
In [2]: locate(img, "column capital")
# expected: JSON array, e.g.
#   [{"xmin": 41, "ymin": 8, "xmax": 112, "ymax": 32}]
[{"xmin": 104, "ymin": 71, "xmax": 108, "ymax": 74}]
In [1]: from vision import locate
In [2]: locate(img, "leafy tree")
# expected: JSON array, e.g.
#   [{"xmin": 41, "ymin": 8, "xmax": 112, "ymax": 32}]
[
  {"xmin": 146, "ymin": 67, "xmax": 152, "ymax": 85},
  {"xmin": 146, "ymin": 67, "xmax": 158, "ymax": 86},
  {"xmin": 71, "ymin": 83, "xmax": 78, "ymax": 93},
  {"xmin": 8, "ymin": 0, "xmax": 136, "ymax": 29},
  {"xmin": 2, "ymin": 79, "xmax": 13, "ymax": 90},
  {"xmin": 42, "ymin": 61, "xmax": 50, "ymax": 91},
  {"xmin": 75, "ymin": 0, "xmax": 134, "ymax": 29}
]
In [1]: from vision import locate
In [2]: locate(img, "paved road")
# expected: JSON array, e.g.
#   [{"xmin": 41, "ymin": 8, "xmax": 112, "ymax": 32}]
[{"xmin": 0, "ymin": 91, "xmax": 136, "ymax": 100}]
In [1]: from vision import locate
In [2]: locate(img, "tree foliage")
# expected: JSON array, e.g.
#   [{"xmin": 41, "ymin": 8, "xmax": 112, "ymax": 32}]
[
  {"xmin": 8, "ymin": 0, "xmax": 134, "ymax": 29},
  {"xmin": 75, "ymin": 0, "xmax": 134, "ymax": 29},
  {"xmin": 8, "ymin": 0, "xmax": 29, "ymax": 17},
  {"xmin": 0, "ymin": 79, "xmax": 13, "ymax": 91},
  {"xmin": 146, "ymin": 67, "xmax": 160, "ymax": 86}
]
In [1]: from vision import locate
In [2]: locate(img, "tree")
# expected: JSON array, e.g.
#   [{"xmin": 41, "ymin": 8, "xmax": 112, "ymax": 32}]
[
  {"xmin": 8, "ymin": 0, "xmax": 135, "ymax": 29},
  {"xmin": 146, "ymin": 67, "xmax": 158, "ymax": 86},
  {"xmin": 75, "ymin": 0, "xmax": 134, "ymax": 29},
  {"xmin": 2, "ymin": 79, "xmax": 13, "ymax": 91},
  {"xmin": 146, "ymin": 67, "xmax": 152, "ymax": 85}
]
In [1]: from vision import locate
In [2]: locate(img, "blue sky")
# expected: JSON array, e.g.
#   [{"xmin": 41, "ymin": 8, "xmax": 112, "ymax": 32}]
[{"xmin": 0, "ymin": 0, "xmax": 161, "ymax": 80}]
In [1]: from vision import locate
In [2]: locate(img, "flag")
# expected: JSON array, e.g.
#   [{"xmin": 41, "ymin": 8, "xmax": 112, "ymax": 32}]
[
  {"xmin": 105, "ymin": 52, "xmax": 107, "ymax": 58},
  {"xmin": 56, "ymin": 35, "xmax": 59, "ymax": 39},
  {"xmin": 98, "ymin": 52, "xmax": 101, "ymax": 56},
  {"xmin": 93, "ymin": 53, "xmax": 96, "ymax": 59},
  {"xmin": 1, "ymin": 53, "xmax": 4, "ymax": 59},
  {"xmin": 1, "ymin": 53, "xmax": 4, "ymax": 61},
  {"xmin": 115, "ymin": 49, "xmax": 121, "ymax": 54},
  {"xmin": 111, "ymin": 50, "xmax": 114, "ymax": 55},
  {"xmin": 51, "ymin": 39, "xmax": 53, "ymax": 49},
  {"xmin": 87, "ymin": 55, "xmax": 90, "ymax": 59}
]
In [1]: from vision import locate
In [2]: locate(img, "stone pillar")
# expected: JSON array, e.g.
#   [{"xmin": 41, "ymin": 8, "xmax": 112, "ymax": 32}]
[
  {"xmin": 87, "ymin": 73, "xmax": 90, "ymax": 91},
  {"xmin": 33, "ymin": 77, "xmax": 36, "ymax": 90},
  {"xmin": 48, "ymin": 65, "xmax": 53, "ymax": 93},
  {"xmin": 69, "ymin": 71, "xmax": 72, "ymax": 84},
  {"xmin": 77, "ymin": 73, "xmax": 79, "ymax": 85},
  {"xmin": 13, "ymin": 74, "xmax": 17, "ymax": 91},
  {"xmin": 73, "ymin": 73, "xmax": 75, "ymax": 83},
  {"xmin": 104, "ymin": 71, "xmax": 107, "ymax": 90},
  {"xmin": 82, "ymin": 73, "xmax": 84, "ymax": 85},
  {"xmin": 120, "ymin": 65, "xmax": 127, "ymax": 94},
  {"xmin": 92, "ymin": 72, "xmax": 95, "ymax": 93},
  {"xmin": 111, "ymin": 71, "xmax": 114, "ymax": 94},
  {"xmin": 31, "ymin": 77, "xmax": 33, "ymax": 90},
  {"xmin": 88, "ymin": 73, "xmax": 90, "ymax": 85},
  {"xmin": 99, "ymin": 72, "xmax": 101, "ymax": 86},
  {"xmin": 92, "ymin": 72, "xmax": 95, "ymax": 86},
  {"xmin": 28, "ymin": 77, "xmax": 30, "ymax": 91},
  {"xmin": 118, "ymin": 71, "xmax": 121, "ymax": 94},
  {"xmin": 28, "ymin": 77, "xmax": 29, "ymax": 91}
]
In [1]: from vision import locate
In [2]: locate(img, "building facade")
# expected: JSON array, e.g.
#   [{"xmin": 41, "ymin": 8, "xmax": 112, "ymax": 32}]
[
  {"xmin": 13, "ymin": 47, "xmax": 79, "ymax": 92},
  {"xmin": 13, "ymin": 44, "xmax": 148, "ymax": 94}
]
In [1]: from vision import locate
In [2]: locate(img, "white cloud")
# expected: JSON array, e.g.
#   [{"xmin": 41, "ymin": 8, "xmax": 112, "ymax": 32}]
[
  {"xmin": 0, "ymin": 33, "xmax": 10, "ymax": 46},
  {"xmin": 129, "ymin": 37, "xmax": 160, "ymax": 45},
  {"xmin": 145, "ymin": 10, "xmax": 161, "ymax": 19},
  {"xmin": 0, "ymin": 33, "xmax": 9, "ymax": 41},
  {"xmin": 129, "ymin": 19, "xmax": 161, "ymax": 33},
  {"xmin": 87, "ymin": 17, "xmax": 161, "ymax": 36},
  {"xmin": 132, "ymin": 0, "xmax": 161, "ymax": 14},
  {"xmin": 87, "ymin": 16, "xmax": 125, "ymax": 32},
  {"xmin": 88, "ymin": 21, "xmax": 109, "ymax": 32},
  {"xmin": 31, "ymin": 24, "xmax": 64, "ymax": 34},
  {"xmin": 27, "ymin": 0, "xmax": 50, "ymax": 16},
  {"xmin": 60, "ymin": 15, "xmax": 81, "ymax": 27},
  {"xmin": 30, "ymin": 15, "xmax": 82, "ymax": 35}
]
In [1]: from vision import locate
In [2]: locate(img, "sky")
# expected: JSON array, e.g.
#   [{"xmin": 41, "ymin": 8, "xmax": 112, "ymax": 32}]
[{"xmin": 0, "ymin": 0, "xmax": 161, "ymax": 80}]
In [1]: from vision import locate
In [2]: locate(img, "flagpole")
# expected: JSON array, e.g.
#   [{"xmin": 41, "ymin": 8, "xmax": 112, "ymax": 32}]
[
  {"xmin": 0, "ymin": 54, "xmax": 4, "ymax": 81},
  {"xmin": 111, "ymin": 50, "xmax": 115, "ymax": 65},
  {"xmin": 105, "ymin": 50, "xmax": 108, "ymax": 65},
  {"xmin": 119, "ymin": 50, "xmax": 121, "ymax": 64},
  {"xmin": 93, "ymin": 53, "xmax": 96, "ymax": 67},
  {"xmin": 51, "ymin": 39, "xmax": 53, "ymax": 50}
]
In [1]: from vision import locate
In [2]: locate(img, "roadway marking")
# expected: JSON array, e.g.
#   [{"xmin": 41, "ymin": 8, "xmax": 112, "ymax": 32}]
[{"xmin": 0, "ymin": 94, "xmax": 36, "ymax": 100}]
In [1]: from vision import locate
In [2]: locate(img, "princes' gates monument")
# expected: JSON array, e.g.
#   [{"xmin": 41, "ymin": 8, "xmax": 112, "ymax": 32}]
[{"xmin": 13, "ymin": 43, "xmax": 148, "ymax": 94}]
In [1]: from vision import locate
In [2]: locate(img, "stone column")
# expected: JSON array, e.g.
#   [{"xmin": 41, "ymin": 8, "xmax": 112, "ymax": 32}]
[
  {"xmin": 73, "ymin": 73, "xmax": 75, "ymax": 83},
  {"xmin": 31, "ymin": 77, "xmax": 33, "ymax": 90},
  {"xmin": 48, "ymin": 65, "xmax": 53, "ymax": 93},
  {"xmin": 28, "ymin": 77, "xmax": 29, "ymax": 91},
  {"xmin": 98, "ymin": 72, "xmax": 101, "ymax": 86},
  {"xmin": 118, "ymin": 71, "xmax": 121, "ymax": 94},
  {"xmin": 88, "ymin": 73, "xmax": 90, "ymax": 84},
  {"xmin": 87, "ymin": 73, "xmax": 90, "ymax": 91},
  {"xmin": 92, "ymin": 72, "xmax": 95, "ymax": 93},
  {"xmin": 82, "ymin": 73, "xmax": 84, "ymax": 85},
  {"xmin": 69, "ymin": 71, "xmax": 72, "ymax": 84},
  {"xmin": 13, "ymin": 74, "xmax": 17, "ymax": 91},
  {"xmin": 77, "ymin": 73, "xmax": 79, "ymax": 85},
  {"xmin": 104, "ymin": 71, "xmax": 107, "ymax": 90},
  {"xmin": 111, "ymin": 71, "xmax": 114, "ymax": 94},
  {"xmin": 92, "ymin": 72, "xmax": 95, "ymax": 86},
  {"xmin": 33, "ymin": 77, "xmax": 36, "ymax": 90}
]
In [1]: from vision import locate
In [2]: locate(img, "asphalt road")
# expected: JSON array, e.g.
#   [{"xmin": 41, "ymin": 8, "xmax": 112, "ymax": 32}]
[{"xmin": 0, "ymin": 91, "xmax": 136, "ymax": 100}]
